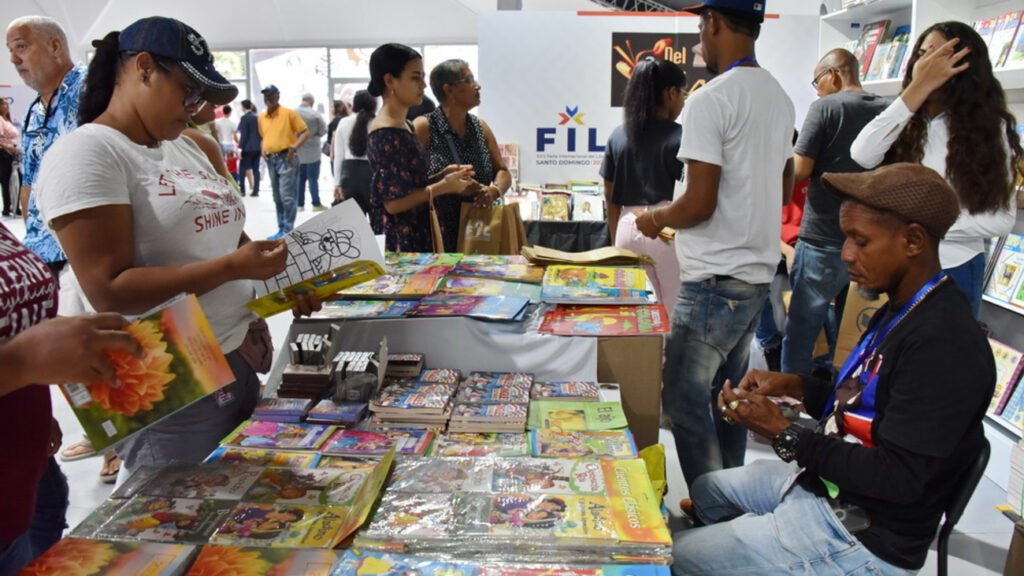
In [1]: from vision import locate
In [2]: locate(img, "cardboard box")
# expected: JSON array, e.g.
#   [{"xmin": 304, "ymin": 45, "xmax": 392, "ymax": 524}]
[
  {"xmin": 597, "ymin": 336, "xmax": 663, "ymax": 450},
  {"xmin": 834, "ymin": 282, "xmax": 888, "ymax": 369}
]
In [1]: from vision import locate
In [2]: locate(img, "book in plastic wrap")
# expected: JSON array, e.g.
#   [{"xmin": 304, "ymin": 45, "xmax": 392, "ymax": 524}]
[
  {"xmin": 450, "ymin": 262, "xmax": 545, "ymax": 284},
  {"xmin": 311, "ymin": 299, "xmax": 416, "ymax": 320},
  {"xmin": 531, "ymin": 381, "xmax": 601, "ymax": 401},
  {"xmin": 330, "ymin": 550, "xmax": 671, "ymax": 576},
  {"xmin": 428, "ymin": 433, "xmax": 530, "ymax": 458},
  {"xmin": 539, "ymin": 305, "xmax": 670, "ymax": 336},
  {"xmin": 19, "ymin": 538, "xmax": 197, "ymax": 576},
  {"xmin": 385, "ymin": 252, "xmax": 463, "ymax": 275},
  {"xmin": 371, "ymin": 381, "xmax": 456, "ymax": 412},
  {"xmin": 133, "ymin": 462, "xmax": 263, "ymax": 500},
  {"xmin": 221, "ymin": 420, "xmax": 334, "ymax": 451},
  {"xmin": 242, "ymin": 467, "xmax": 372, "ymax": 507},
  {"xmin": 456, "ymin": 381, "xmax": 532, "ymax": 405},
  {"xmin": 210, "ymin": 502, "xmax": 350, "ymax": 548},
  {"xmin": 204, "ymin": 446, "xmax": 321, "ymax": 468},
  {"xmin": 248, "ymin": 201, "xmax": 386, "ymax": 317},
  {"xmin": 541, "ymin": 266, "xmax": 655, "ymax": 305},
  {"xmin": 188, "ymin": 547, "xmax": 338, "ymax": 576},
  {"xmin": 96, "ymin": 496, "xmax": 235, "ymax": 544},
  {"xmin": 58, "ymin": 294, "xmax": 234, "ymax": 451},
  {"xmin": 419, "ymin": 368, "xmax": 462, "ymax": 385},
  {"xmin": 530, "ymin": 429, "xmax": 638, "ymax": 459},
  {"xmin": 436, "ymin": 276, "xmax": 542, "ymax": 302},
  {"xmin": 406, "ymin": 294, "xmax": 530, "ymax": 322},
  {"xmin": 319, "ymin": 428, "xmax": 435, "ymax": 457},
  {"xmin": 527, "ymin": 401, "xmax": 628, "ymax": 431},
  {"xmin": 69, "ymin": 500, "xmax": 129, "ymax": 538},
  {"xmin": 317, "ymin": 455, "xmax": 380, "ymax": 470}
]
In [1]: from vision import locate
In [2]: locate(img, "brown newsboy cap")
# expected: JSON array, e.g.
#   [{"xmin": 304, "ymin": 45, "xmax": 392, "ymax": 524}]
[{"xmin": 821, "ymin": 163, "xmax": 960, "ymax": 239}]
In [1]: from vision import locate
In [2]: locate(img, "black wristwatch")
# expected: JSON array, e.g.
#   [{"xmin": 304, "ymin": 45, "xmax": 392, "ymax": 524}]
[{"xmin": 772, "ymin": 424, "xmax": 803, "ymax": 463}]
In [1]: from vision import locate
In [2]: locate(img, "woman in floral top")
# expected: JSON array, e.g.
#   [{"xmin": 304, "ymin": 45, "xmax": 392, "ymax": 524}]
[{"xmin": 365, "ymin": 43, "xmax": 473, "ymax": 252}]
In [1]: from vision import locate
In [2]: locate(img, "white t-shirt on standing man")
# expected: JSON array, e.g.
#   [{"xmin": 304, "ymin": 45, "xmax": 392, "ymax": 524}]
[
  {"xmin": 674, "ymin": 66, "xmax": 795, "ymax": 285},
  {"xmin": 34, "ymin": 123, "xmax": 254, "ymax": 353}
]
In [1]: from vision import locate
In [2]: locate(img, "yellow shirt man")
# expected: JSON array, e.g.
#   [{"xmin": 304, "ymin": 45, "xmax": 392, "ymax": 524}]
[{"xmin": 258, "ymin": 105, "xmax": 306, "ymax": 154}]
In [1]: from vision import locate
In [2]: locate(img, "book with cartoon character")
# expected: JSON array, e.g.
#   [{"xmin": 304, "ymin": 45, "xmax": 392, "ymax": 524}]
[
  {"xmin": 527, "ymin": 401, "xmax": 628, "ymax": 432},
  {"xmin": 337, "ymin": 273, "xmax": 445, "ymax": 300},
  {"xmin": 386, "ymin": 252, "xmax": 463, "ymax": 275},
  {"xmin": 242, "ymin": 467, "xmax": 371, "ymax": 507},
  {"xmin": 541, "ymin": 266, "xmax": 655, "ymax": 305},
  {"xmin": 538, "ymin": 305, "xmax": 670, "ymax": 337},
  {"xmin": 248, "ymin": 201, "xmax": 386, "ymax": 317},
  {"xmin": 96, "ymin": 496, "xmax": 234, "ymax": 544},
  {"xmin": 204, "ymin": 447, "xmax": 321, "ymax": 468},
  {"xmin": 530, "ymin": 430, "xmax": 638, "ymax": 460},
  {"xmin": 427, "ymin": 433, "xmax": 530, "ymax": 458},
  {"xmin": 210, "ymin": 502, "xmax": 350, "ymax": 548},
  {"xmin": 319, "ymin": 429, "xmax": 435, "ymax": 457},
  {"xmin": 330, "ymin": 550, "xmax": 672, "ymax": 576},
  {"xmin": 221, "ymin": 420, "xmax": 335, "ymax": 451},
  {"xmin": 436, "ymin": 276, "xmax": 542, "ymax": 302},
  {"xmin": 133, "ymin": 462, "xmax": 263, "ymax": 500},
  {"xmin": 531, "ymin": 381, "xmax": 601, "ymax": 401}
]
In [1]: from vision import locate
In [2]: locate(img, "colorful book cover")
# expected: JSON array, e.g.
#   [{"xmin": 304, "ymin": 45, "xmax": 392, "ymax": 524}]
[
  {"xmin": 135, "ymin": 462, "xmax": 263, "ymax": 500},
  {"xmin": 211, "ymin": 502, "xmax": 349, "ymax": 548},
  {"xmin": 188, "ymin": 547, "xmax": 338, "ymax": 576},
  {"xmin": 254, "ymin": 398, "xmax": 314, "ymax": 414},
  {"xmin": 97, "ymin": 496, "xmax": 234, "ymax": 544},
  {"xmin": 249, "ymin": 201, "xmax": 386, "ymax": 317},
  {"xmin": 854, "ymin": 20, "xmax": 892, "ymax": 79},
  {"xmin": 69, "ymin": 500, "xmax": 129, "ymax": 538},
  {"xmin": 388, "ymin": 458, "xmax": 496, "ymax": 493},
  {"xmin": 320, "ymin": 429, "xmax": 435, "ymax": 457},
  {"xmin": 541, "ymin": 192, "xmax": 571, "ymax": 221},
  {"xmin": 488, "ymin": 494, "xmax": 614, "ymax": 539},
  {"xmin": 541, "ymin": 266, "xmax": 654, "ymax": 305},
  {"xmin": 530, "ymin": 429, "xmax": 638, "ymax": 459},
  {"xmin": 456, "ymin": 382, "xmax": 532, "ymax": 404},
  {"xmin": 406, "ymin": 294, "xmax": 531, "ymax": 322},
  {"xmin": 451, "ymin": 403, "xmax": 529, "ymax": 422},
  {"xmin": 864, "ymin": 43, "xmax": 890, "ymax": 81},
  {"xmin": 466, "ymin": 372, "xmax": 534, "ymax": 388},
  {"xmin": 221, "ymin": 420, "xmax": 334, "ymax": 451},
  {"xmin": 243, "ymin": 467, "xmax": 371, "ymax": 507},
  {"xmin": 306, "ymin": 400, "xmax": 368, "ymax": 424},
  {"xmin": 989, "ymin": 339, "xmax": 1024, "ymax": 415},
  {"xmin": 539, "ymin": 305, "xmax": 670, "ymax": 336},
  {"xmin": 527, "ymin": 401, "xmax": 629, "ymax": 431},
  {"xmin": 419, "ymin": 368, "xmax": 462, "ymax": 384},
  {"xmin": 984, "ymin": 233, "xmax": 1024, "ymax": 306},
  {"xmin": 1001, "ymin": 379, "xmax": 1024, "ymax": 431},
  {"xmin": 317, "ymin": 455, "xmax": 380, "ymax": 470},
  {"xmin": 531, "ymin": 381, "xmax": 601, "ymax": 401},
  {"xmin": 428, "ymin": 433, "xmax": 530, "ymax": 457},
  {"xmin": 601, "ymin": 459, "xmax": 672, "ymax": 545},
  {"xmin": 373, "ymin": 381, "xmax": 456, "ymax": 410},
  {"xmin": 204, "ymin": 446, "xmax": 321, "ymax": 468},
  {"xmin": 385, "ymin": 252, "xmax": 463, "ymax": 275},
  {"xmin": 436, "ymin": 276, "xmax": 542, "ymax": 302},
  {"xmin": 572, "ymin": 192, "xmax": 605, "ymax": 221},
  {"xmin": 338, "ymin": 273, "xmax": 444, "ymax": 300},
  {"xmin": 311, "ymin": 299, "xmax": 416, "ymax": 320},
  {"xmin": 450, "ymin": 262, "xmax": 545, "ymax": 284},
  {"xmin": 990, "ymin": 11, "xmax": 1023, "ymax": 67},
  {"xmin": 58, "ymin": 294, "xmax": 234, "ymax": 451},
  {"xmin": 977, "ymin": 18, "xmax": 998, "ymax": 48},
  {"xmin": 20, "ymin": 538, "xmax": 197, "ymax": 576},
  {"xmin": 459, "ymin": 254, "xmax": 530, "ymax": 266},
  {"xmin": 331, "ymin": 550, "xmax": 671, "ymax": 576},
  {"xmin": 1006, "ymin": 20, "xmax": 1024, "ymax": 69}
]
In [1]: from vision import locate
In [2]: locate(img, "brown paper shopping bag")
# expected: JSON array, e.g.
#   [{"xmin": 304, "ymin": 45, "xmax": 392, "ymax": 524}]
[{"xmin": 458, "ymin": 203, "xmax": 505, "ymax": 254}]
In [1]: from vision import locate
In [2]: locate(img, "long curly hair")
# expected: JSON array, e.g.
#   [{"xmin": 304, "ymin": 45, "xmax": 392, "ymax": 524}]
[{"xmin": 886, "ymin": 21, "xmax": 1023, "ymax": 214}]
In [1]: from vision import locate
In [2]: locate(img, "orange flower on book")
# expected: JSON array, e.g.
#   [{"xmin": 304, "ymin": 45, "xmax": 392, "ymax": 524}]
[
  {"xmin": 88, "ymin": 319, "xmax": 175, "ymax": 415},
  {"xmin": 21, "ymin": 538, "xmax": 116, "ymax": 575},
  {"xmin": 189, "ymin": 546, "xmax": 271, "ymax": 576}
]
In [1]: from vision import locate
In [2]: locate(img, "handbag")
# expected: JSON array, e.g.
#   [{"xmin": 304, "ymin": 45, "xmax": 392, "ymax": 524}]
[{"xmin": 458, "ymin": 203, "xmax": 504, "ymax": 254}]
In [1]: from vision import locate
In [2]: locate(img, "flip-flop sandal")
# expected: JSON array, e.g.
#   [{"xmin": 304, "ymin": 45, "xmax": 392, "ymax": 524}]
[
  {"xmin": 100, "ymin": 454, "xmax": 120, "ymax": 484},
  {"xmin": 59, "ymin": 439, "xmax": 97, "ymax": 462}
]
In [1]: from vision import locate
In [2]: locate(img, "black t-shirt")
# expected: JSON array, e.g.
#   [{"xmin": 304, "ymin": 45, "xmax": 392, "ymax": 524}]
[
  {"xmin": 599, "ymin": 119, "xmax": 683, "ymax": 207},
  {"xmin": 794, "ymin": 91, "xmax": 889, "ymax": 247},
  {"xmin": 795, "ymin": 280, "xmax": 994, "ymax": 569}
]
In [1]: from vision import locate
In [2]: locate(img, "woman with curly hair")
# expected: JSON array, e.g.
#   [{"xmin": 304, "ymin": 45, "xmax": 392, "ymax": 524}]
[{"xmin": 851, "ymin": 21, "xmax": 1023, "ymax": 316}]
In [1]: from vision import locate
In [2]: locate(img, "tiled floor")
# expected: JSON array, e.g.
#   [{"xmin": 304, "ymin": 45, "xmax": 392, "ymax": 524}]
[{"xmin": 4, "ymin": 181, "xmax": 1015, "ymax": 574}]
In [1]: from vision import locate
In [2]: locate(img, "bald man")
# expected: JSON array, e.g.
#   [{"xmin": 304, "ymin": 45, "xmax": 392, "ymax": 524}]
[{"xmin": 781, "ymin": 49, "xmax": 889, "ymax": 377}]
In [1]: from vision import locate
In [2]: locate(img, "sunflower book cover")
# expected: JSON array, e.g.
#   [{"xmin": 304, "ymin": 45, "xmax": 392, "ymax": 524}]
[
  {"xmin": 538, "ymin": 305, "xmax": 671, "ymax": 336},
  {"xmin": 187, "ymin": 547, "xmax": 338, "ymax": 576},
  {"xmin": 19, "ymin": 538, "xmax": 197, "ymax": 576},
  {"xmin": 58, "ymin": 294, "xmax": 234, "ymax": 451},
  {"xmin": 96, "ymin": 496, "xmax": 235, "ymax": 544},
  {"xmin": 248, "ymin": 201, "xmax": 386, "ymax": 317},
  {"xmin": 204, "ymin": 447, "xmax": 321, "ymax": 468}
]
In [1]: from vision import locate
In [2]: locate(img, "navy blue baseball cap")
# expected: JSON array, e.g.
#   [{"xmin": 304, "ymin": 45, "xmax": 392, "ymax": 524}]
[
  {"xmin": 118, "ymin": 17, "xmax": 238, "ymax": 105},
  {"xmin": 683, "ymin": 0, "xmax": 766, "ymax": 23},
  {"xmin": 261, "ymin": 84, "xmax": 280, "ymax": 95}
]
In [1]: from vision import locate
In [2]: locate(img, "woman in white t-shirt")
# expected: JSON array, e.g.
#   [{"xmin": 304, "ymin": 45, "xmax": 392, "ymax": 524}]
[
  {"xmin": 851, "ymin": 21, "xmax": 1024, "ymax": 316},
  {"xmin": 33, "ymin": 17, "xmax": 312, "ymax": 476}
]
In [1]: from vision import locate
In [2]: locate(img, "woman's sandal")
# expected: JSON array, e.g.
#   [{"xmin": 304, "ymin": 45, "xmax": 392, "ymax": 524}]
[
  {"xmin": 100, "ymin": 452, "xmax": 121, "ymax": 484},
  {"xmin": 59, "ymin": 439, "xmax": 97, "ymax": 462}
]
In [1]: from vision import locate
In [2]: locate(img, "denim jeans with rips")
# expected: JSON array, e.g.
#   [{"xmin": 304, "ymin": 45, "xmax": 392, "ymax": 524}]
[
  {"xmin": 663, "ymin": 276, "xmax": 769, "ymax": 489},
  {"xmin": 267, "ymin": 154, "xmax": 298, "ymax": 233}
]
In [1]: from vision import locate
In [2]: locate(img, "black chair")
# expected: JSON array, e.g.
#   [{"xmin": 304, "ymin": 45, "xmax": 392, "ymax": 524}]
[{"xmin": 936, "ymin": 437, "xmax": 991, "ymax": 576}]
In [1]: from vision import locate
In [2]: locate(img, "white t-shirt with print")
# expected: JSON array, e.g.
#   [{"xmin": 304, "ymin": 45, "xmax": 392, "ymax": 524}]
[
  {"xmin": 35, "ymin": 123, "xmax": 254, "ymax": 353},
  {"xmin": 674, "ymin": 66, "xmax": 795, "ymax": 285}
]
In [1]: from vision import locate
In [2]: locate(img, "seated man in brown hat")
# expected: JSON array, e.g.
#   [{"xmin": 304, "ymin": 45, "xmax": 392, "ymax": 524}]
[{"xmin": 671, "ymin": 163, "xmax": 995, "ymax": 575}]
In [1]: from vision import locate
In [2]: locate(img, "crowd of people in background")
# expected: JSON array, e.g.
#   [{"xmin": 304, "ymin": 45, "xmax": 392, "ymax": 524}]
[{"xmin": 0, "ymin": 0, "xmax": 1018, "ymax": 573}]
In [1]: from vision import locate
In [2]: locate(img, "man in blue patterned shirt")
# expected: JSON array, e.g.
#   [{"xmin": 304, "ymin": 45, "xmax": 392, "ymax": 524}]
[{"xmin": 7, "ymin": 16, "xmax": 84, "ymax": 284}]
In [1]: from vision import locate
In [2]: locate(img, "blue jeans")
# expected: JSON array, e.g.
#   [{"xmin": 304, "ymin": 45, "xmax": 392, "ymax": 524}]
[
  {"xmin": 0, "ymin": 457, "xmax": 69, "ymax": 575},
  {"xmin": 267, "ymin": 153, "xmax": 299, "ymax": 232},
  {"xmin": 297, "ymin": 160, "xmax": 322, "ymax": 207},
  {"xmin": 944, "ymin": 253, "xmax": 984, "ymax": 318},
  {"xmin": 664, "ymin": 277, "xmax": 769, "ymax": 489},
  {"xmin": 783, "ymin": 240, "xmax": 850, "ymax": 376},
  {"xmin": 673, "ymin": 460, "xmax": 917, "ymax": 576}
]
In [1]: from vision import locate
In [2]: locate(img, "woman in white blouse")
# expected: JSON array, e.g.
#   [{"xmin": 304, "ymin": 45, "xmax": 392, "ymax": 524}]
[
  {"xmin": 851, "ymin": 21, "xmax": 1023, "ymax": 316},
  {"xmin": 333, "ymin": 89, "xmax": 377, "ymax": 218}
]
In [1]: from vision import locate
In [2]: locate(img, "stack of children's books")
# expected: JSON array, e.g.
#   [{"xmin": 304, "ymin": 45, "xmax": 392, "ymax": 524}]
[
  {"xmin": 305, "ymin": 400, "xmax": 368, "ymax": 426},
  {"xmin": 354, "ymin": 456, "xmax": 672, "ymax": 564},
  {"xmin": 449, "ymin": 372, "xmax": 532, "ymax": 433},
  {"xmin": 368, "ymin": 369, "xmax": 460, "ymax": 430},
  {"xmin": 531, "ymin": 381, "xmax": 602, "ymax": 402},
  {"xmin": 221, "ymin": 420, "xmax": 335, "ymax": 452},
  {"xmin": 385, "ymin": 252, "xmax": 463, "ymax": 276},
  {"xmin": 540, "ymin": 266, "xmax": 656, "ymax": 306},
  {"xmin": 253, "ymin": 398, "xmax": 315, "ymax": 423},
  {"xmin": 539, "ymin": 304, "xmax": 671, "ymax": 336}
]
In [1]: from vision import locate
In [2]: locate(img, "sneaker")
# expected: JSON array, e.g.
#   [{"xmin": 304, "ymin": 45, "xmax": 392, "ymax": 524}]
[
  {"xmin": 312, "ymin": 205, "xmax": 327, "ymax": 212},
  {"xmin": 249, "ymin": 193, "xmax": 259, "ymax": 197},
  {"xmin": 267, "ymin": 231, "xmax": 286, "ymax": 240}
]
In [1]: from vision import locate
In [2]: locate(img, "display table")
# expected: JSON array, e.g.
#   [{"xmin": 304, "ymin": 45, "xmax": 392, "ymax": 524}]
[
  {"xmin": 265, "ymin": 307, "xmax": 664, "ymax": 449},
  {"xmin": 524, "ymin": 220, "xmax": 609, "ymax": 252}
]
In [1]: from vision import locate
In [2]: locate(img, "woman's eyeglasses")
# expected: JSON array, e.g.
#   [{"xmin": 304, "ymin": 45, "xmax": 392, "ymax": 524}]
[{"xmin": 154, "ymin": 60, "xmax": 207, "ymax": 109}]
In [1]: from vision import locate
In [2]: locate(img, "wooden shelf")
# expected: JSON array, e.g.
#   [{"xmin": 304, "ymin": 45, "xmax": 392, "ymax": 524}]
[{"xmin": 822, "ymin": 0, "xmax": 913, "ymax": 23}]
